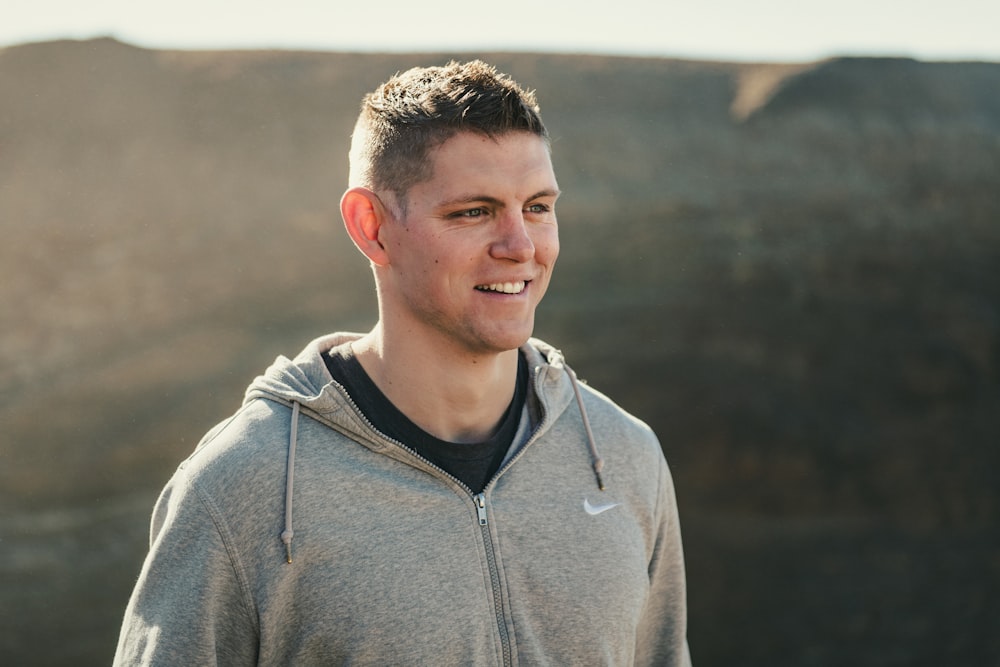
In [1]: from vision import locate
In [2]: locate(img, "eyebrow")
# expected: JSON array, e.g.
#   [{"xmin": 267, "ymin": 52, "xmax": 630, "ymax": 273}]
[{"xmin": 438, "ymin": 189, "xmax": 561, "ymax": 209}]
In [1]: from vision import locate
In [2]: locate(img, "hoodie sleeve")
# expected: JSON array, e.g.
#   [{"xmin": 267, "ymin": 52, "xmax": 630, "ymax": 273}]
[
  {"xmin": 634, "ymin": 455, "xmax": 693, "ymax": 667},
  {"xmin": 113, "ymin": 467, "xmax": 258, "ymax": 666}
]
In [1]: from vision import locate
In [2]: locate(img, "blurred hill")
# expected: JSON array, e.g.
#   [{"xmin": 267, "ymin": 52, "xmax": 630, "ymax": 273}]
[{"xmin": 1, "ymin": 37, "xmax": 998, "ymax": 665}]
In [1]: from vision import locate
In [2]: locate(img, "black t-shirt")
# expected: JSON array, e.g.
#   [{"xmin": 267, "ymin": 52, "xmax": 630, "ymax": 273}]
[{"xmin": 324, "ymin": 347, "xmax": 528, "ymax": 493}]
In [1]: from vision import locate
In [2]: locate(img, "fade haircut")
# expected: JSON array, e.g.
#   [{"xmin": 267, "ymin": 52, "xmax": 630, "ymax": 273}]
[{"xmin": 348, "ymin": 60, "xmax": 549, "ymax": 202}]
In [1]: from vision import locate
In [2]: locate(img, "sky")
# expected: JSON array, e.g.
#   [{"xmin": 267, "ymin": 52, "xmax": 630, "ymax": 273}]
[{"xmin": 3, "ymin": 0, "xmax": 998, "ymax": 63}]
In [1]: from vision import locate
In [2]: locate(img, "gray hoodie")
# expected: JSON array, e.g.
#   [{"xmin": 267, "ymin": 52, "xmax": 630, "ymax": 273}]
[{"xmin": 114, "ymin": 333, "xmax": 691, "ymax": 666}]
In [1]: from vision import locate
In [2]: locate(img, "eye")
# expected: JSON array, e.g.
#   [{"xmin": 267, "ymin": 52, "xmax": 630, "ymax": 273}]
[
  {"xmin": 526, "ymin": 203, "xmax": 550, "ymax": 214},
  {"xmin": 451, "ymin": 207, "xmax": 486, "ymax": 219}
]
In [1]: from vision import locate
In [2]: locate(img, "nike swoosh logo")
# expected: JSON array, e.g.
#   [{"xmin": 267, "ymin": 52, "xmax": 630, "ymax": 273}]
[{"xmin": 583, "ymin": 498, "xmax": 621, "ymax": 516}]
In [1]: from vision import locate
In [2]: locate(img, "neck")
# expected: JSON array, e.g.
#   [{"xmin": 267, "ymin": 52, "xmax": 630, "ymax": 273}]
[{"xmin": 351, "ymin": 323, "xmax": 521, "ymax": 443}]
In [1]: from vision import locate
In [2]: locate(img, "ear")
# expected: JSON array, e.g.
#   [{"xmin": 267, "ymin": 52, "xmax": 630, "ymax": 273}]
[{"xmin": 341, "ymin": 187, "xmax": 391, "ymax": 267}]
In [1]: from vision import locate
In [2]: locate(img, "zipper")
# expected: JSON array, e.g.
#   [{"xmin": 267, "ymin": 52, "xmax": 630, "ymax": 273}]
[
  {"xmin": 476, "ymin": 492, "xmax": 512, "ymax": 667},
  {"xmin": 475, "ymin": 493, "xmax": 488, "ymax": 525},
  {"xmin": 468, "ymin": 363, "xmax": 556, "ymax": 667}
]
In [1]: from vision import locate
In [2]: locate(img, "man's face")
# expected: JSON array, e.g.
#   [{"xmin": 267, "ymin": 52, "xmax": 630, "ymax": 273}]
[{"xmin": 377, "ymin": 131, "xmax": 560, "ymax": 357}]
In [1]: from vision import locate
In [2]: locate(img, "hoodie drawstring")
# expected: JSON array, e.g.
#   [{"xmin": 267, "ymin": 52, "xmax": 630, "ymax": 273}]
[
  {"xmin": 281, "ymin": 401, "xmax": 300, "ymax": 564},
  {"xmin": 565, "ymin": 365, "xmax": 606, "ymax": 492}
]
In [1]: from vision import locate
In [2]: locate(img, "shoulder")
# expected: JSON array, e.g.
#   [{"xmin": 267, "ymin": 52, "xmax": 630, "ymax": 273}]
[
  {"xmin": 146, "ymin": 398, "xmax": 298, "ymax": 565},
  {"xmin": 575, "ymin": 379, "xmax": 656, "ymax": 441},
  {"xmin": 172, "ymin": 398, "xmax": 293, "ymax": 503},
  {"xmin": 191, "ymin": 397, "xmax": 290, "ymax": 461},
  {"xmin": 573, "ymin": 378, "xmax": 664, "ymax": 468}
]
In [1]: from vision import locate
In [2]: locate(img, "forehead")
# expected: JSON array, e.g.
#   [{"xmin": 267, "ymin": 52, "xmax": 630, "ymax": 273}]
[{"xmin": 415, "ymin": 131, "xmax": 558, "ymax": 198}]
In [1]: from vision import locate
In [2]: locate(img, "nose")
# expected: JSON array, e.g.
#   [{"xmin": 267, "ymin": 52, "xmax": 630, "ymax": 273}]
[{"xmin": 490, "ymin": 211, "xmax": 535, "ymax": 262}]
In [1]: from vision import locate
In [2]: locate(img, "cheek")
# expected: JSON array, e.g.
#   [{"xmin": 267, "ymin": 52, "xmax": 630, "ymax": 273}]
[{"xmin": 536, "ymin": 228, "xmax": 560, "ymax": 264}]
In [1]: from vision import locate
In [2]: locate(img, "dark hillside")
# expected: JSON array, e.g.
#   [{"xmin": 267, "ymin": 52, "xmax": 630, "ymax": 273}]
[
  {"xmin": 1, "ymin": 38, "xmax": 998, "ymax": 665},
  {"xmin": 746, "ymin": 56, "xmax": 1000, "ymax": 127}
]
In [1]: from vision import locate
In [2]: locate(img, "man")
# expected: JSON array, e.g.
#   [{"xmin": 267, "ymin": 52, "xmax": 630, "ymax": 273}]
[{"xmin": 115, "ymin": 60, "xmax": 691, "ymax": 666}]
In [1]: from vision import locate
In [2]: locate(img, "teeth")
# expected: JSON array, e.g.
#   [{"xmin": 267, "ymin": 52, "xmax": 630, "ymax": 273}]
[{"xmin": 477, "ymin": 281, "xmax": 526, "ymax": 294}]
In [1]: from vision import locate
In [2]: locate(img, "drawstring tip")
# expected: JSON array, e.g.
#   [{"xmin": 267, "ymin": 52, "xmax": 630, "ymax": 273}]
[
  {"xmin": 595, "ymin": 469, "xmax": 606, "ymax": 492},
  {"xmin": 281, "ymin": 529, "xmax": 294, "ymax": 564},
  {"xmin": 593, "ymin": 457, "xmax": 606, "ymax": 491}
]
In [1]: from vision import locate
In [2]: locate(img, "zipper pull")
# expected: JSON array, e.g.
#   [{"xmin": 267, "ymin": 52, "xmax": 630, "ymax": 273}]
[{"xmin": 475, "ymin": 493, "xmax": 488, "ymax": 526}]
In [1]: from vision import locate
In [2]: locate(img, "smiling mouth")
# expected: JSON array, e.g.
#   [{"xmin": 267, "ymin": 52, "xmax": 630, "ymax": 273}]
[{"xmin": 475, "ymin": 280, "xmax": 528, "ymax": 295}]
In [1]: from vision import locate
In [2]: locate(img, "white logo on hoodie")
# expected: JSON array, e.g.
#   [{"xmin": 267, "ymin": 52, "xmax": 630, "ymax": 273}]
[{"xmin": 583, "ymin": 498, "xmax": 621, "ymax": 516}]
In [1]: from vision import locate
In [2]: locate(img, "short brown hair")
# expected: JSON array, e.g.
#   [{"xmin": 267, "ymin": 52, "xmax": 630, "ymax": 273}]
[{"xmin": 348, "ymin": 60, "xmax": 548, "ymax": 199}]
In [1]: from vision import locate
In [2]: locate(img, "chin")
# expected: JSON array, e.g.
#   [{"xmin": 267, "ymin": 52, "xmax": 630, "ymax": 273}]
[
  {"xmin": 487, "ymin": 331, "xmax": 533, "ymax": 354},
  {"xmin": 457, "ymin": 315, "xmax": 537, "ymax": 356},
  {"xmin": 463, "ymin": 330, "xmax": 531, "ymax": 356}
]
